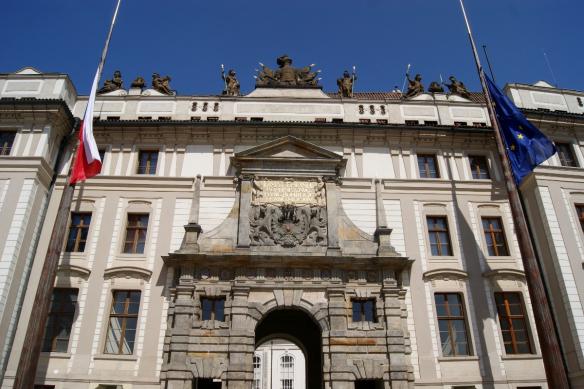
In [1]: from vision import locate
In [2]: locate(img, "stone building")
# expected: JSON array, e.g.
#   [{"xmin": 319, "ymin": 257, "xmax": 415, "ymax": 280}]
[{"xmin": 1, "ymin": 61, "xmax": 582, "ymax": 389}]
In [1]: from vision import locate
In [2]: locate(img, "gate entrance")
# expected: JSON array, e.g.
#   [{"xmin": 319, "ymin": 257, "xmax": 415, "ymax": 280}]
[{"xmin": 255, "ymin": 309, "xmax": 323, "ymax": 389}]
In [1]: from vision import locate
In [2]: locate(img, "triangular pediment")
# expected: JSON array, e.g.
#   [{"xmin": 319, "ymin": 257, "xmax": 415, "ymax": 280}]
[{"xmin": 232, "ymin": 136, "xmax": 345, "ymax": 176}]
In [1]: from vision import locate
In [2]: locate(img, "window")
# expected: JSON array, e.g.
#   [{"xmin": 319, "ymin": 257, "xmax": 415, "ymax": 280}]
[
  {"xmin": 427, "ymin": 216, "xmax": 453, "ymax": 256},
  {"xmin": 469, "ymin": 155, "xmax": 491, "ymax": 179},
  {"xmin": 123, "ymin": 213, "xmax": 149, "ymax": 254},
  {"xmin": 136, "ymin": 150, "xmax": 158, "ymax": 174},
  {"xmin": 201, "ymin": 297, "xmax": 225, "ymax": 321},
  {"xmin": 355, "ymin": 380, "xmax": 383, "ymax": 389},
  {"xmin": 495, "ymin": 292, "xmax": 533, "ymax": 354},
  {"xmin": 482, "ymin": 217, "xmax": 509, "ymax": 256},
  {"xmin": 576, "ymin": 205, "xmax": 584, "ymax": 232},
  {"xmin": 42, "ymin": 288, "xmax": 78, "ymax": 352},
  {"xmin": 104, "ymin": 290, "xmax": 140, "ymax": 355},
  {"xmin": 253, "ymin": 355, "xmax": 262, "ymax": 389},
  {"xmin": 418, "ymin": 154, "xmax": 440, "ymax": 178},
  {"xmin": 98, "ymin": 148, "xmax": 106, "ymax": 163},
  {"xmin": 434, "ymin": 293, "xmax": 471, "ymax": 356},
  {"xmin": 65, "ymin": 212, "xmax": 92, "ymax": 252},
  {"xmin": 556, "ymin": 142, "xmax": 578, "ymax": 167},
  {"xmin": 352, "ymin": 299, "xmax": 376, "ymax": 322},
  {"xmin": 0, "ymin": 131, "xmax": 16, "ymax": 156},
  {"xmin": 280, "ymin": 354, "xmax": 294, "ymax": 389},
  {"xmin": 405, "ymin": 120, "xmax": 420, "ymax": 126}
]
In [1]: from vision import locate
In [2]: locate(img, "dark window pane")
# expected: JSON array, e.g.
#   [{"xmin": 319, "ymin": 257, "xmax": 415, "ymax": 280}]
[
  {"xmin": 494, "ymin": 292, "xmax": 533, "ymax": 354},
  {"xmin": 469, "ymin": 155, "xmax": 491, "ymax": 179},
  {"xmin": 556, "ymin": 142, "xmax": 578, "ymax": 167},
  {"xmin": 65, "ymin": 212, "xmax": 92, "ymax": 252},
  {"xmin": 427, "ymin": 216, "xmax": 452, "ymax": 256},
  {"xmin": 482, "ymin": 217, "xmax": 509, "ymax": 256},
  {"xmin": 434, "ymin": 293, "xmax": 470, "ymax": 356},
  {"xmin": 418, "ymin": 154, "xmax": 440, "ymax": 178},
  {"xmin": 42, "ymin": 288, "xmax": 78, "ymax": 352},
  {"xmin": 123, "ymin": 213, "xmax": 149, "ymax": 254},
  {"xmin": 0, "ymin": 131, "xmax": 16, "ymax": 156},
  {"xmin": 137, "ymin": 150, "xmax": 159, "ymax": 174},
  {"xmin": 104, "ymin": 290, "xmax": 140, "ymax": 355}
]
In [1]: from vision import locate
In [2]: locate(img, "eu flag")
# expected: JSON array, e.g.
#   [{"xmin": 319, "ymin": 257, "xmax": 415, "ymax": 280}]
[{"xmin": 485, "ymin": 75, "xmax": 556, "ymax": 185}]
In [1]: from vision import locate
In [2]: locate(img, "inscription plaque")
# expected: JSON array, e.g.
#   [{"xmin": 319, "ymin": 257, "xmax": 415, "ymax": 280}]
[{"xmin": 252, "ymin": 177, "xmax": 325, "ymax": 207}]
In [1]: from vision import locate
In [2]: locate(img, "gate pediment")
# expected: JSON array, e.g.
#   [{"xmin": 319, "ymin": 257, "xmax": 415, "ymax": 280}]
[{"xmin": 231, "ymin": 135, "xmax": 346, "ymax": 177}]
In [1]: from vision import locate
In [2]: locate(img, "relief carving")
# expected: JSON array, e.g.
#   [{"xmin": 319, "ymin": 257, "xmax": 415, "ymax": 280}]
[{"xmin": 249, "ymin": 177, "xmax": 328, "ymax": 248}]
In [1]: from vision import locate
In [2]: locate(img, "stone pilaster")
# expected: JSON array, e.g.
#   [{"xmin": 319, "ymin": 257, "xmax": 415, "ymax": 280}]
[
  {"xmin": 237, "ymin": 176, "xmax": 252, "ymax": 248},
  {"xmin": 226, "ymin": 286, "xmax": 254, "ymax": 389},
  {"xmin": 325, "ymin": 178, "xmax": 341, "ymax": 256}
]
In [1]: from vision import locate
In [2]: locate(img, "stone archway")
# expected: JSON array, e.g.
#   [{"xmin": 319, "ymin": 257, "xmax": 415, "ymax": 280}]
[{"xmin": 255, "ymin": 308, "xmax": 323, "ymax": 389}]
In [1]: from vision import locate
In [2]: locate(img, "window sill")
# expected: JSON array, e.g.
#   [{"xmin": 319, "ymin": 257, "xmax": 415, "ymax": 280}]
[
  {"xmin": 40, "ymin": 352, "xmax": 71, "ymax": 359},
  {"xmin": 93, "ymin": 354, "xmax": 138, "ymax": 361},
  {"xmin": 428, "ymin": 256, "xmax": 458, "ymax": 260},
  {"xmin": 501, "ymin": 354, "xmax": 540, "ymax": 361},
  {"xmin": 115, "ymin": 254, "xmax": 147, "ymax": 260},
  {"xmin": 437, "ymin": 356, "xmax": 479, "ymax": 362}
]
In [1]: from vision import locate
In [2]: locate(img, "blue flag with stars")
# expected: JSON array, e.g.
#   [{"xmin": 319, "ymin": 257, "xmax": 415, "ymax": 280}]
[{"xmin": 486, "ymin": 75, "xmax": 556, "ymax": 185}]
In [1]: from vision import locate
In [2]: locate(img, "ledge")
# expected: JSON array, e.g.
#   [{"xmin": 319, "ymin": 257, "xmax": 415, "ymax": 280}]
[
  {"xmin": 483, "ymin": 268, "xmax": 525, "ymax": 279},
  {"xmin": 57, "ymin": 264, "xmax": 91, "ymax": 278},
  {"xmin": 423, "ymin": 268, "xmax": 468, "ymax": 281},
  {"xmin": 437, "ymin": 356, "xmax": 479, "ymax": 362},
  {"xmin": 103, "ymin": 266, "xmax": 152, "ymax": 280},
  {"xmin": 93, "ymin": 354, "xmax": 138, "ymax": 361},
  {"xmin": 501, "ymin": 353, "xmax": 541, "ymax": 361},
  {"xmin": 40, "ymin": 352, "xmax": 71, "ymax": 359}
]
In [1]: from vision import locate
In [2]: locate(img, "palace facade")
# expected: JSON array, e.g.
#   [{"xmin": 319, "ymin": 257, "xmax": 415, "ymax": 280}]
[{"xmin": 0, "ymin": 62, "xmax": 583, "ymax": 389}]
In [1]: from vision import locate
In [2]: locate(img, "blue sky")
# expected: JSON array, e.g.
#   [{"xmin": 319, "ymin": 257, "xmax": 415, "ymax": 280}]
[{"xmin": 1, "ymin": 0, "xmax": 581, "ymax": 95}]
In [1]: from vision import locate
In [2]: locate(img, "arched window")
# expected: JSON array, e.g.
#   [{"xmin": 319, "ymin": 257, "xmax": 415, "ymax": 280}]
[
  {"xmin": 280, "ymin": 354, "xmax": 294, "ymax": 389},
  {"xmin": 253, "ymin": 355, "xmax": 262, "ymax": 389}
]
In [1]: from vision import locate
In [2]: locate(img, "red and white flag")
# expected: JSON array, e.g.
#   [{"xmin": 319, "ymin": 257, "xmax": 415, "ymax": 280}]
[{"xmin": 69, "ymin": 68, "xmax": 103, "ymax": 184}]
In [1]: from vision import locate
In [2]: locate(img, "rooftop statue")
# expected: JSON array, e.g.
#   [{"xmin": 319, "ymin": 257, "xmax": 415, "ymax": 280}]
[
  {"xmin": 337, "ymin": 70, "xmax": 356, "ymax": 98},
  {"xmin": 131, "ymin": 76, "xmax": 145, "ymax": 89},
  {"xmin": 446, "ymin": 76, "xmax": 471, "ymax": 99},
  {"xmin": 428, "ymin": 81, "xmax": 445, "ymax": 93},
  {"xmin": 222, "ymin": 67, "xmax": 240, "ymax": 96},
  {"xmin": 255, "ymin": 54, "xmax": 321, "ymax": 88},
  {"xmin": 403, "ymin": 73, "xmax": 424, "ymax": 99},
  {"xmin": 152, "ymin": 73, "xmax": 174, "ymax": 95},
  {"xmin": 97, "ymin": 70, "xmax": 123, "ymax": 94}
]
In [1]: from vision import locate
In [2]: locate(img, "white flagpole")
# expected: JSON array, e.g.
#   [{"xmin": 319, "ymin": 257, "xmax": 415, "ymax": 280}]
[
  {"xmin": 13, "ymin": 2, "xmax": 123, "ymax": 387},
  {"xmin": 458, "ymin": 1, "xmax": 569, "ymax": 387}
]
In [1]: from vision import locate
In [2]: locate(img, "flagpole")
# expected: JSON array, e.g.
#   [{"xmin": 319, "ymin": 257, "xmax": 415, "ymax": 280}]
[
  {"xmin": 12, "ymin": 1, "xmax": 122, "ymax": 388},
  {"xmin": 458, "ymin": 1, "xmax": 569, "ymax": 387}
]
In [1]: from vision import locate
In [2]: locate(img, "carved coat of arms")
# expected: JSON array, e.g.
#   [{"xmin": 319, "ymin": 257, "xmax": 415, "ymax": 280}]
[{"xmin": 249, "ymin": 178, "xmax": 327, "ymax": 248}]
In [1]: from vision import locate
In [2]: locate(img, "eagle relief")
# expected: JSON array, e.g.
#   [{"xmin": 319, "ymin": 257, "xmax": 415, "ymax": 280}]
[{"xmin": 249, "ymin": 178, "xmax": 327, "ymax": 248}]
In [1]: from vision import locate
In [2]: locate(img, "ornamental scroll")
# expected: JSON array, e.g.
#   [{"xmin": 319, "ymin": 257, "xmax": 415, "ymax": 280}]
[{"xmin": 249, "ymin": 178, "xmax": 327, "ymax": 248}]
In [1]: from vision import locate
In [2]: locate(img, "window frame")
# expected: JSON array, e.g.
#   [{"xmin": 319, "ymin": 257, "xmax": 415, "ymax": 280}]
[
  {"xmin": 200, "ymin": 296, "xmax": 226, "ymax": 322},
  {"xmin": 103, "ymin": 290, "xmax": 141, "ymax": 355},
  {"xmin": 434, "ymin": 292, "xmax": 472, "ymax": 357},
  {"xmin": 576, "ymin": 204, "xmax": 584, "ymax": 233},
  {"xmin": 468, "ymin": 155, "xmax": 491, "ymax": 180},
  {"xmin": 426, "ymin": 216, "xmax": 454, "ymax": 257},
  {"xmin": 351, "ymin": 298, "xmax": 377, "ymax": 323},
  {"xmin": 555, "ymin": 142, "xmax": 578, "ymax": 167},
  {"xmin": 494, "ymin": 292, "xmax": 534, "ymax": 355},
  {"xmin": 122, "ymin": 213, "xmax": 150, "ymax": 254},
  {"xmin": 0, "ymin": 131, "xmax": 16, "ymax": 156},
  {"xmin": 280, "ymin": 354, "xmax": 294, "ymax": 389},
  {"xmin": 481, "ymin": 217, "xmax": 510, "ymax": 257},
  {"xmin": 42, "ymin": 288, "xmax": 79, "ymax": 353},
  {"xmin": 65, "ymin": 212, "xmax": 92, "ymax": 253},
  {"xmin": 417, "ymin": 154, "xmax": 440, "ymax": 178},
  {"xmin": 136, "ymin": 149, "xmax": 159, "ymax": 175}
]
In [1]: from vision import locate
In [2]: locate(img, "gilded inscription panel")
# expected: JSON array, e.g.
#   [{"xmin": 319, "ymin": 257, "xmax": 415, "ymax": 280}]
[{"xmin": 252, "ymin": 177, "xmax": 325, "ymax": 207}]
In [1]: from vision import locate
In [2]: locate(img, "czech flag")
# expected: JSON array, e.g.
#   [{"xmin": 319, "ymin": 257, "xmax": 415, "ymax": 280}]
[{"xmin": 70, "ymin": 69, "xmax": 102, "ymax": 184}]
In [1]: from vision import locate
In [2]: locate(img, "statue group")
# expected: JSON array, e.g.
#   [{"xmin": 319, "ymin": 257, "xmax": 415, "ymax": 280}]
[
  {"xmin": 255, "ymin": 54, "xmax": 321, "ymax": 88},
  {"xmin": 403, "ymin": 73, "xmax": 471, "ymax": 99},
  {"xmin": 97, "ymin": 71, "xmax": 174, "ymax": 95}
]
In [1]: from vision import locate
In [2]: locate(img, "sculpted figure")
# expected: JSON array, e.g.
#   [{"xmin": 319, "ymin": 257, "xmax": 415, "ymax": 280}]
[
  {"xmin": 274, "ymin": 54, "xmax": 297, "ymax": 85},
  {"xmin": 97, "ymin": 70, "xmax": 123, "ymax": 94},
  {"xmin": 131, "ymin": 76, "xmax": 145, "ymax": 89},
  {"xmin": 446, "ymin": 76, "xmax": 471, "ymax": 99},
  {"xmin": 404, "ymin": 74, "xmax": 424, "ymax": 98},
  {"xmin": 152, "ymin": 73, "xmax": 173, "ymax": 95},
  {"xmin": 255, "ymin": 55, "xmax": 322, "ymax": 88},
  {"xmin": 428, "ymin": 81, "xmax": 444, "ymax": 93},
  {"xmin": 337, "ymin": 70, "xmax": 355, "ymax": 97},
  {"xmin": 222, "ymin": 69, "xmax": 240, "ymax": 96}
]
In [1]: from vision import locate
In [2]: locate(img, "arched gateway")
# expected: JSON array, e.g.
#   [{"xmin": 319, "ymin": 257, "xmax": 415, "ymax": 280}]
[{"xmin": 161, "ymin": 136, "xmax": 414, "ymax": 389}]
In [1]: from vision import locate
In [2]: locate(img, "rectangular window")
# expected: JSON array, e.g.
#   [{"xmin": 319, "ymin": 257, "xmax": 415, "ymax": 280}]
[
  {"xmin": 65, "ymin": 212, "xmax": 92, "ymax": 252},
  {"xmin": 104, "ymin": 290, "xmax": 141, "ymax": 355},
  {"xmin": 136, "ymin": 150, "xmax": 158, "ymax": 174},
  {"xmin": 42, "ymin": 288, "xmax": 78, "ymax": 352},
  {"xmin": 418, "ymin": 154, "xmax": 440, "ymax": 178},
  {"xmin": 0, "ymin": 131, "xmax": 16, "ymax": 156},
  {"xmin": 123, "ymin": 213, "xmax": 149, "ymax": 254},
  {"xmin": 482, "ymin": 217, "xmax": 509, "ymax": 256},
  {"xmin": 469, "ymin": 155, "xmax": 491, "ymax": 179},
  {"xmin": 576, "ymin": 205, "xmax": 584, "ymax": 232},
  {"xmin": 201, "ymin": 297, "xmax": 225, "ymax": 321},
  {"xmin": 556, "ymin": 142, "xmax": 578, "ymax": 167},
  {"xmin": 427, "ymin": 216, "xmax": 453, "ymax": 256},
  {"xmin": 434, "ymin": 293, "xmax": 471, "ymax": 356},
  {"xmin": 495, "ymin": 292, "xmax": 533, "ymax": 354},
  {"xmin": 352, "ymin": 299, "xmax": 377, "ymax": 322}
]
